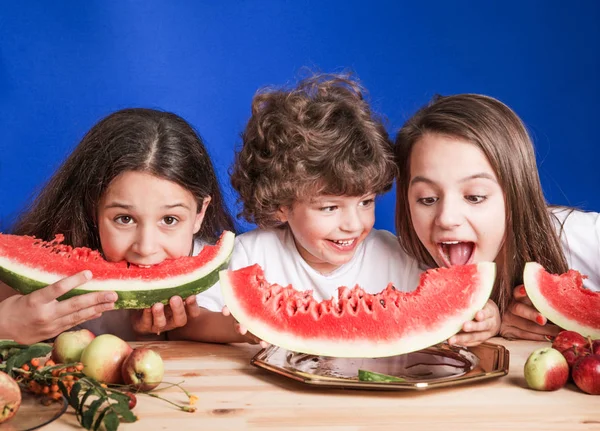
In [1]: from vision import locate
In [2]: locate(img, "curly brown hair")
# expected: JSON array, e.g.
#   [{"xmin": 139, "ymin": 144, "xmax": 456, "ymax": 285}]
[{"xmin": 231, "ymin": 73, "xmax": 397, "ymax": 228}]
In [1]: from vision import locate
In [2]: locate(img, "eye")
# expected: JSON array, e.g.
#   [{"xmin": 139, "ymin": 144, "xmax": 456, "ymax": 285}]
[
  {"xmin": 114, "ymin": 215, "xmax": 134, "ymax": 225},
  {"xmin": 359, "ymin": 198, "xmax": 375, "ymax": 207},
  {"xmin": 466, "ymin": 195, "xmax": 486, "ymax": 204},
  {"xmin": 162, "ymin": 216, "xmax": 179, "ymax": 226},
  {"xmin": 320, "ymin": 206, "xmax": 337, "ymax": 212},
  {"xmin": 417, "ymin": 197, "xmax": 438, "ymax": 206}
]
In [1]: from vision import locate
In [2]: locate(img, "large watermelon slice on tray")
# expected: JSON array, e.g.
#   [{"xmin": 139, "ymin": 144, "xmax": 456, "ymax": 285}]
[
  {"xmin": 523, "ymin": 262, "xmax": 600, "ymax": 338},
  {"xmin": 0, "ymin": 231, "xmax": 235, "ymax": 309},
  {"xmin": 220, "ymin": 262, "xmax": 495, "ymax": 358}
]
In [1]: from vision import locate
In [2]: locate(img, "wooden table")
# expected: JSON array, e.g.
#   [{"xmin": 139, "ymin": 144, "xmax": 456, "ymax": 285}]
[{"xmin": 42, "ymin": 338, "xmax": 599, "ymax": 430}]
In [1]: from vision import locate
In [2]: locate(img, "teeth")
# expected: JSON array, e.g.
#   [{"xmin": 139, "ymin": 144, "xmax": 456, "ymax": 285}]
[
  {"xmin": 441, "ymin": 241, "xmax": 460, "ymax": 245},
  {"xmin": 332, "ymin": 239, "xmax": 354, "ymax": 246},
  {"xmin": 136, "ymin": 264, "xmax": 152, "ymax": 268}
]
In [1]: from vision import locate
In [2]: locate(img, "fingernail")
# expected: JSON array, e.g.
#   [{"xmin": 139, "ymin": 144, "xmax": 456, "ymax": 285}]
[
  {"xmin": 519, "ymin": 286, "xmax": 526, "ymax": 296},
  {"xmin": 83, "ymin": 270, "xmax": 92, "ymax": 280},
  {"xmin": 536, "ymin": 314, "xmax": 546, "ymax": 325},
  {"xmin": 105, "ymin": 293, "xmax": 117, "ymax": 302}
]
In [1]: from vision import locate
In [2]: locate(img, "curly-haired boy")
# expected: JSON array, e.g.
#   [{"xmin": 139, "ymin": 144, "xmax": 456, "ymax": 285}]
[{"xmin": 196, "ymin": 73, "xmax": 421, "ymax": 318}]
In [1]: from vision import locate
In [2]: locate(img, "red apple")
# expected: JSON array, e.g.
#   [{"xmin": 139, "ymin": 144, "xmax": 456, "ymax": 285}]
[
  {"xmin": 80, "ymin": 334, "xmax": 132, "ymax": 384},
  {"xmin": 572, "ymin": 354, "xmax": 600, "ymax": 395},
  {"xmin": 592, "ymin": 340, "xmax": 600, "ymax": 356},
  {"xmin": 52, "ymin": 329, "xmax": 96, "ymax": 363},
  {"xmin": 552, "ymin": 330, "xmax": 590, "ymax": 355},
  {"xmin": 0, "ymin": 371, "xmax": 21, "ymax": 424},
  {"xmin": 524, "ymin": 347, "xmax": 569, "ymax": 391},
  {"xmin": 121, "ymin": 348, "xmax": 164, "ymax": 391}
]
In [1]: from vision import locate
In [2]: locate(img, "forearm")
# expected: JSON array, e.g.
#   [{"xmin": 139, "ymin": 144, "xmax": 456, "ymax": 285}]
[{"xmin": 168, "ymin": 308, "xmax": 248, "ymax": 343}]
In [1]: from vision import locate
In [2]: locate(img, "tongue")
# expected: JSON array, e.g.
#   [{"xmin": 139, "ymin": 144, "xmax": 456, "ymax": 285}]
[{"xmin": 448, "ymin": 243, "xmax": 473, "ymax": 266}]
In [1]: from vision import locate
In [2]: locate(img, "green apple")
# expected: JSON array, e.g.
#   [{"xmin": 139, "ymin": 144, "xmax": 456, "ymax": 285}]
[
  {"xmin": 80, "ymin": 334, "xmax": 132, "ymax": 384},
  {"xmin": 121, "ymin": 347, "xmax": 164, "ymax": 391},
  {"xmin": 52, "ymin": 329, "xmax": 96, "ymax": 363},
  {"xmin": 524, "ymin": 347, "xmax": 569, "ymax": 391}
]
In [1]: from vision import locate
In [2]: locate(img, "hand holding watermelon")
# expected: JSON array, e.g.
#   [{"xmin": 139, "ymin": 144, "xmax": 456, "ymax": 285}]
[
  {"xmin": 448, "ymin": 299, "xmax": 501, "ymax": 347},
  {"xmin": 130, "ymin": 295, "xmax": 203, "ymax": 337},
  {"xmin": 0, "ymin": 271, "xmax": 117, "ymax": 344},
  {"xmin": 222, "ymin": 306, "xmax": 270, "ymax": 348},
  {"xmin": 500, "ymin": 284, "xmax": 562, "ymax": 341}
]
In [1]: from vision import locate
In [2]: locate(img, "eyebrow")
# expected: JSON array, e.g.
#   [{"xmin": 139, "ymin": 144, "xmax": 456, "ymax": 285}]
[
  {"xmin": 410, "ymin": 173, "xmax": 498, "ymax": 186},
  {"xmin": 103, "ymin": 202, "xmax": 192, "ymax": 210}
]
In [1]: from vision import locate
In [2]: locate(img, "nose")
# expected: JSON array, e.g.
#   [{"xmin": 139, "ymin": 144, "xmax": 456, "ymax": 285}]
[
  {"xmin": 435, "ymin": 198, "xmax": 464, "ymax": 229},
  {"xmin": 340, "ymin": 208, "xmax": 363, "ymax": 232},
  {"xmin": 132, "ymin": 224, "xmax": 159, "ymax": 257}
]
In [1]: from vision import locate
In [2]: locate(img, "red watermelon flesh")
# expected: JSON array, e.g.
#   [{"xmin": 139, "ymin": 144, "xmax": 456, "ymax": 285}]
[
  {"xmin": 220, "ymin": 262, "xmax": 495, "ymax": 358},
  {"xmin": 524, "ymin": 262, "xmax": 600, "ymax": 338}
]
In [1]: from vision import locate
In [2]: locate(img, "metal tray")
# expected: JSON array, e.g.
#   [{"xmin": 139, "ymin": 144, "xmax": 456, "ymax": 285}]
[{"xmin": 251, "ymin": 342, "xmax": 509, "ymax": 390}]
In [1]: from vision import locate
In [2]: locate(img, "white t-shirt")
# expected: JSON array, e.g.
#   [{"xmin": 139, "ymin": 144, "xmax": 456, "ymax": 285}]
[
  {"xmin": 76, "ymin": 237, "xmax": 207, "ymax": 340},
  {"xmin": 196, "ymin": 228, "xmax": 423, "ymax": 312},
  {"xmin": 552, "ymin": 207, "xmax": 600, "ymax": 292}
]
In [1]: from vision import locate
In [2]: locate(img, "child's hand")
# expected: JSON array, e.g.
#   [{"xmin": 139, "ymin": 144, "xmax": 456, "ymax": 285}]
[
  {"xmin": 448, "ymin": 299, "xmax": 501, "ymax": 347},
  {"xmin": 222, "ymin": 306, "xmax": 269, "ymax": 348},
  {"xmin": 130, "ymin": 295, "xmax": 203, "ymax": 337},
  {"xmin": 499, "ymin": 285, "xmax": 561, "ymax": 341},
  {"xmin": 0, "ymin": 271, "xmax": 117, "ymax": 344}
]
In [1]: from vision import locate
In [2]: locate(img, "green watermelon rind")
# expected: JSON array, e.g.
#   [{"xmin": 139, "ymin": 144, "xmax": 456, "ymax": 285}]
[
  {"xmin": 0, "ymin": 231, "xmax": 235, "ymax": 309},
  {"xmin": 220, "ymin": 262, "xmax": 496, "ymax": 358},
  {"xmin": 523, "ymin": 262, "xmax": 600, "ymax": 339}
]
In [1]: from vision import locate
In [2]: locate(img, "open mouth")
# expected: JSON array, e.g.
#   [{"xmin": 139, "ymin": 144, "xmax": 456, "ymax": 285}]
[
  {"xmin": 327, "ymin": 238, "xmax": 357, "ymax": 251},
  {"xmin": 438, "ymin": 241, "xmax": 475, "ymax": 267}
]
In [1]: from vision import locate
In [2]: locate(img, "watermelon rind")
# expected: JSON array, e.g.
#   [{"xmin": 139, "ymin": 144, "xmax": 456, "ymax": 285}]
[
  {"xmin": 523, "ymin": 262, "xmax": 600, "ymax": 339},
  {"xmin": 0, "ymin": 231, "xmax": 235, "ymax": 309},
  {"xmin": 220, "ymin": 262, "xmax": 496, "ymax": 358}
]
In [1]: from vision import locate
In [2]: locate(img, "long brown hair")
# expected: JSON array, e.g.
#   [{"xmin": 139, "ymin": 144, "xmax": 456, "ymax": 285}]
[
  {"xmin": 13, "ymin": 108, "xmax": 235, "ymax": 248},
  {"xmin": 232, "ymin": 73, "xmax": 396, "ymax": 228},
  {"xmin": 395, "ymin": 94, "xmax": 568, "ymax": 314}
]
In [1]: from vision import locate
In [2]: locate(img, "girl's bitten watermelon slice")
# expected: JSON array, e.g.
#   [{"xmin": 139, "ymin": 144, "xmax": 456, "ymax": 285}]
[
  {"xmin": 220, "ymin": 262, "xmax": 496, "ymax": 358},
  {"xmin": 523, "ymin": 262, "xmax": 600, "ymax": 338},
  {"xmin": 0, "ymin": 231, "xmax": 235, "ymax": 309}
]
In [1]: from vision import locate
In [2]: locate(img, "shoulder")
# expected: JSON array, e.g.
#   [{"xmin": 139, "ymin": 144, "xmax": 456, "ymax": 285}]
[
  {"xmin": 362, "ymin": 229, "xmax": 403, "ymax": 253},
  {"xmin": 550, "ymin": 207, "xmax": 600, "ymax": 236}
]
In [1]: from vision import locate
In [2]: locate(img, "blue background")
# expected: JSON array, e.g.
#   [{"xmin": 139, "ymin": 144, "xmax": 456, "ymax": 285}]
[{"xmin": 1, "ymin": 1, "xmax": 599, "ymax": 234}]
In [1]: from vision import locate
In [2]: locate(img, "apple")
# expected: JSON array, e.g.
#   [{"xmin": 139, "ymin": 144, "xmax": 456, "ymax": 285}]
[
  {"xmin": 80, "ymin": 334, "xmax": 132, "ymax": 384},
  {"xmin": 592, "ymin": 340, "xmax": 600, "ymax": 356},
  {"xmin": 0, "ymin": 371, "xmax": 21, "ymax": 424},
  {"xmin": 572, "ymin": 354, "xmax": 600, "ymax": 395},
  {"xmin": 524, "ymin": 347, "xmax": 569, "ymax": 391},
  {"xmin": 52, "ymin": 329, "xmax": 96, "ymax": 363},
  {"xmin": 121, "ymin": 348, "xmax": 164, "ymax": 391},
  {"xmin": 552, "ymin": 330, "xmax": 590, "ymax": 355}
]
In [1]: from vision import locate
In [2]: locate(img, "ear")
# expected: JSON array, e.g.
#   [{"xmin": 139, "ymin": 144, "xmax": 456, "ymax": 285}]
[
  {"xmin": 277, "ymin": 206, "xmax": 290, "ymax": 223},
  {"xmin": 193, "ymin": 196, "xmax": 212, "ymax": 234}
]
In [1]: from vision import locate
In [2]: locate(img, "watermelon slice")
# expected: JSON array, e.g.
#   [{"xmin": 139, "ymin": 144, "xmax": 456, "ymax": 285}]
[
  {"xmin": 0, "ymin": 231, "xmax": 235, "ymax": 309},
  {"xmin": 523, "ymin": 262, "xmax": 600, "ymax": 338},
  {"xmin": 220, "ymin": 262, "xmax": 495, "ymax": 358}
]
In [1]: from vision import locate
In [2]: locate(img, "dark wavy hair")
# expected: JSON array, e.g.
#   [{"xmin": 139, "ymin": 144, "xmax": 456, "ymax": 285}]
[
  {"xmin": 232, "ymin": 73, "xmax": 397, "ymax": 228},
  {"xmin": 13, "ymin": 108, "xmax": 235, "ymax": 248},
  {"xmin": 394, "ymin": 94, "xmax": 569, "ymax": 315}
]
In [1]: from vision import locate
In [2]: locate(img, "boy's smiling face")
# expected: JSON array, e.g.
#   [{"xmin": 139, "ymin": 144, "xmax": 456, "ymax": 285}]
[{"xmin": 278, "ymin": 193, "xmax": 376, "ymax": 274}]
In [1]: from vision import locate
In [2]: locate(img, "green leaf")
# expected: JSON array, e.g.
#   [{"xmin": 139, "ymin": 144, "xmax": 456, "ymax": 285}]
[
  {"xmin": 107, "ymin": 392, "xmax": 129, "ymax": 403},
  {"xmin": 69, "ymin": 382, "xmax": 82, "ymax": 410},
  {"xmin": 110, "ymin": 401, "xmax": 137, "ymax": 423},
  {"xmin": 357, "ymin": 369, "xmax": 406, "ymax": 382},
  {"xmin": 92, "ymin": 407, "xmax": 108, "ymax": 431},
  {"xmin": 82, "ymin": 398, "xmax": 106, "ymax": 429},
  {"xmin": 78, "ymin": 387, "xmax": 98, "ymax": 418},
  {"xmin": 103, "ymin": 410, "xmax": 120, "ymax": 431}
]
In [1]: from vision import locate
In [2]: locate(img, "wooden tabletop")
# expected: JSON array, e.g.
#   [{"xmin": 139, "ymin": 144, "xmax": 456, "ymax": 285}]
[{"xmin": 37, "ymin": 338, "xmax": 600, "ymax": 430}]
